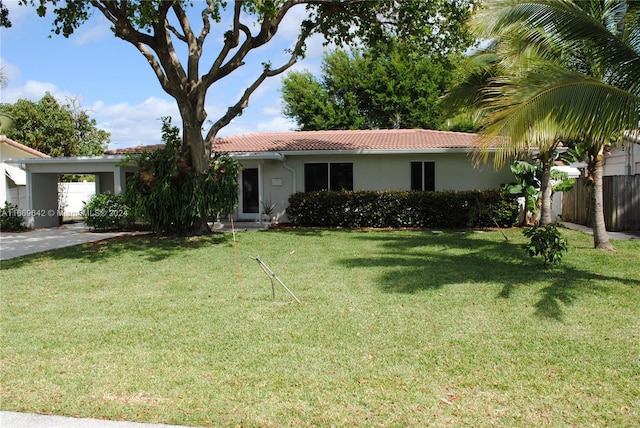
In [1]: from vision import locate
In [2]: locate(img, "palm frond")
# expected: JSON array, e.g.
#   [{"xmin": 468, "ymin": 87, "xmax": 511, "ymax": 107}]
[
  {"xmin": 476, "ymin": 64, "xmax": 640, "ymax": 167},
  {"xmin": 474, "ymin": 0, "xmax": 640, "ymax": 94}
]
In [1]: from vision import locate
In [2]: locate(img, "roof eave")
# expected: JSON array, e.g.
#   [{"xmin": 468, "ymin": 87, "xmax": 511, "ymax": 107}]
[
  {"xmin": 226, "ymin": 148, "xmax": 480, "ymax": 157},
  {"xmin": 6, "ymin": 155, "xmax": 127, "ymax": 164}
]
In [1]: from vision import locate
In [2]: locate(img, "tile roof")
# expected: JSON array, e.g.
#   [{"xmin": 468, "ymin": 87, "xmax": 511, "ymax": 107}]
[
  {"xmin": 0, "ymin": 135, "xmax": 51, "ymax": 158},
  {"xmin": 104, "ymin": 144, "xmax": 166, "ymax": 155},
  {"xmin": 213, "ymin": 129, "xmax": 480, "ymax": 153},
  {"xmin": 104, "ymin": 129, "xmax": 482, "ymax": 155}
]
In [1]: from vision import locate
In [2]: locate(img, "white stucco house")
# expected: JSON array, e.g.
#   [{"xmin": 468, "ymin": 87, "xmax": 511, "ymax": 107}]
[
  {"xmin": 1, "ymin": 135, "xmax": 50, "ymax": 211},
  {"xmin": 9, "ymin": 129, "xmax": 519, "ymax": 228},
  {"xmin": 603, "ymin": 131, "xmax": 640, "ymax": 176}
]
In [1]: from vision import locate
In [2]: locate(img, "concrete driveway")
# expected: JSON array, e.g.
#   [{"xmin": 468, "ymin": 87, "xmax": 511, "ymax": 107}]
[
  {"xmin": 0, "ymin": 412, "xmax": 192, "ymax": 428},
  {"xmin": 0, "ymin": 222, "xmax": 149, "ymax": 261},
  {"xmin": 0, "ymin": 221, "xmax": 267, "ymax": 261}
]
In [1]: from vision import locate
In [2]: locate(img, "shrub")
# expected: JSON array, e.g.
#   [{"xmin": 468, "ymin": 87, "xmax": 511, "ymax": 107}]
[
  {"xmin": 287, "ymin": 189, "xmax": 519, "ymax": 229},
  {"xmin": 122, "ymin": 117, "xmax": 239, "ymax": 235},
  {"xmin": 0, "ymin": 201, "xmax": 26, "ymax": 231},
  {"xmin": 82, "ymin": 192, "xmax": 133, "ymax": 231},
  {"xmin": 523, "ymin": 224, "xmax": 568, "ymax": 267}
]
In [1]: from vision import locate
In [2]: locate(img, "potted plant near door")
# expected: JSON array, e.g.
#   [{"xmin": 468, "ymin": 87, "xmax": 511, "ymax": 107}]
[{"xmin": 261, "ymin": 199, "xmax": 277, "ymax": 225}]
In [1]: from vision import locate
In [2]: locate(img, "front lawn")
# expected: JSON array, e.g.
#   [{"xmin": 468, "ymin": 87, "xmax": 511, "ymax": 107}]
[{"xmin": 1, "ymin": 228, "xmax": 638, "ymax": 427}]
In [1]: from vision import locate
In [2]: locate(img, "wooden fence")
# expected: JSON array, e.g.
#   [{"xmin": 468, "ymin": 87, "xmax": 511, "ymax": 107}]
[{"xmin": 561, "ymin": 175, "xmax": 640, "ymax": 232}]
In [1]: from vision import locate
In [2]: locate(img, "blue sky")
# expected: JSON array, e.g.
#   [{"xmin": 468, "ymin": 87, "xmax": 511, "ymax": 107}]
[{"xmin": 0, "ymin": 2, "xmax": 333, "ymax": 151}]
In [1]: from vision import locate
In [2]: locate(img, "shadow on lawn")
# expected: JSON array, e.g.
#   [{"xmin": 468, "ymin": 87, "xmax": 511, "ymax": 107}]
[
  {"xmin": 338, "ymin": 230, "xmax": 638, "ymax": 321},
  {"xmin": 0, "ymin": 233, "xmax": 231, "ymax": 269}
]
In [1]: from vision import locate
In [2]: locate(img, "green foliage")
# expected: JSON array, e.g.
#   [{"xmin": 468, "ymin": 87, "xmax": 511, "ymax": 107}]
[
  {"xmin": 0, "ymin": 201, "xmax": 26, "ymax": 231},
  {"xmin": 123, "ymin": 118, "xmax": 240, "ymax": 235},
  {"xmin": 0, "ymin": 0, "xmax": 10, "ymax": 27},
  {"xmin": 523, "ymin": 224, "xmax": 568, "ymax": 267},
  {"xmin": 504, "ymin": 160, "xmax": 541, "ymax": 218},
  {"xmin": 281, "ymin": 41, "xmax": 460, "ymax": 131},
  {"xmin": 82, "ymin": 192, "xmax": 133, "ymax": 231},
  {"xmin": 0, "ymin": 93, "xmax": 109, "ymax": 157},
  {"xmin": 287, "ymin": 189, "xmax": 519, "ymax": 229}
]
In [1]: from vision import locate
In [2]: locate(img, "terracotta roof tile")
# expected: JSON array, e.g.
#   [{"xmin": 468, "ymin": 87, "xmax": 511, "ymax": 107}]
[
  {"xmin": 105, "ymin": 129, "xmax": 482, "ymax": 155},
  {"xmin": 0, "ymin": 135, "xmax": 51, "ymax": 158},
  {"xmin": 213, "ymin": 129, "xmax": 479, "ymax": 153},
  {"xmin": 104, "ymin": 144, "xmax": 166, "ymax": 155}
]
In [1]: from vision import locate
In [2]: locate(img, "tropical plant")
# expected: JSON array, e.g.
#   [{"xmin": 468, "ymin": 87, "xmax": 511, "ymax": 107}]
[
  {"xmin": 470, "ymin": 0, "xmax": 640, "ymax": 250},
  {"xmin": 523, "ymin": 223, "xmax": 568, "ymax": 267},
  {"xmin": 122, "ymin": 118, "xmax": 239, "ymax": 236}
]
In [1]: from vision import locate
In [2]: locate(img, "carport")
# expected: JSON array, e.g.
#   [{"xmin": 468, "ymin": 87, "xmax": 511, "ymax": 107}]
[{"xmin": 8, "ymin": 156, "xmax": 135, "ymax": 228}]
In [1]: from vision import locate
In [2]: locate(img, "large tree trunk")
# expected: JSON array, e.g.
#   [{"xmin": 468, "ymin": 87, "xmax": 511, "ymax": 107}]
[
  {"xmin": 538, "ymin": 159, "xmax": 553, "ymax": 226},
  {"xmin": 588, "ymin": 147, "xmax": 614, "ymax": 250},
  {"xmin": 181, "ymin": 102, "xmax": 213, "ymax": 235}
]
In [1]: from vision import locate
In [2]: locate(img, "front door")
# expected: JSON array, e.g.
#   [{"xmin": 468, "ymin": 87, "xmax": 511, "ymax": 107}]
[{"xmin": 241, "ymin": 168, "xmax": 259, "ymax": 219}]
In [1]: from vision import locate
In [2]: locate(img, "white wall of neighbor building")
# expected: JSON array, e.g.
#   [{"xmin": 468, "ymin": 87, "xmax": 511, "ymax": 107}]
[
  {"xmin": 1, "ymin": 141, "xmax": 46, "ymax": 210},
  {"xmin": 59, "ymin": 181, "xmax": 96, "ymax": 216},
  {"xmin": 604, "ymin": 143, "xmax": 640, "ymax": 176}
]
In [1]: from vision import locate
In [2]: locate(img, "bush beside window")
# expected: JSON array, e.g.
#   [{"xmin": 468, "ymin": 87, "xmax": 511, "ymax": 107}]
[{"xmin": 287, "ymin": 189, "xmax": 519, "ymax": 228}]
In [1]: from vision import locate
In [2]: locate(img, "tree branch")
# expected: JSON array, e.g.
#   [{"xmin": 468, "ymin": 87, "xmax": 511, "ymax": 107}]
[{"xmin": 206, "ymin": 10, "xmax": 324, "ymax": 142}]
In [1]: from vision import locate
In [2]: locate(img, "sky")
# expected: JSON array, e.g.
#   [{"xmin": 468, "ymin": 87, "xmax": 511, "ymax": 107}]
[{"xmin": 0, "ymin": 2, "xmax": 334, "ymax": 151}]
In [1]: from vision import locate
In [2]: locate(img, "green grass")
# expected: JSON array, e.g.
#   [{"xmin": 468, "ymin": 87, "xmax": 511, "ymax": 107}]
[{"xmin": 1, "ymin": 228, "xmax": 639, "ymax": 427}]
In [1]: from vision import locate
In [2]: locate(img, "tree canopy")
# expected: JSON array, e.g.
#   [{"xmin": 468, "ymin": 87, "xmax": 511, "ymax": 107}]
[
  {"xmin": 0, "ymin": 93, "xmax": 109, "ymax": 157},
  {"xmin": 281, "ymin": 41, "xmax": 461, "ymax": 131},
  {"xmin": 8, "ymin": 0, "xmax": 475, "ymax": 171}
]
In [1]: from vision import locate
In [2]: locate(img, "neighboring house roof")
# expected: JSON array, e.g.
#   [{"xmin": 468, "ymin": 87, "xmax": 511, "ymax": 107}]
[
  {"xmin": 104, "ymin": 129, "xmax": 483, "ymax": 155},
  {"xmin": 0, "ymin": 135, "xmax": 50, "ymax": 158},
  {"xmin": 104, "ymin": 144, "xmax": 166, "ymax": 155},
  {"xmin": 214, "ymin": 129, "xmax": 480, "ymax": 153}
]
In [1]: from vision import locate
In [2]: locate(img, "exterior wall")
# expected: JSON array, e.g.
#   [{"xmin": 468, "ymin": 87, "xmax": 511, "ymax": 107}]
[
  {"xmin": 280, "ymin": 152, "xmax": 512, "ymax": 193},
  {"xmin": 604, "ymin": 143, "xmax": 640, "ymax": 176},
  {"xmin": 251, "ymin": 152, "xmax": 513, "ymax": 223},
  {"xmin": 28, "ymin": 173, "xmax": 60, "ymax": 228},
  {"xmin": 1, "ymin": 142, "xmax": 45, "ymax": 210}
]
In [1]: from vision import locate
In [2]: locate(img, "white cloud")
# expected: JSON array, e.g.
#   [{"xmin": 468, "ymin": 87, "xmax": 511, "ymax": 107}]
[
  {"xmin": 71, "ymin": 23, "xmax": 111, "ymax": 46},
  {"xmin": 0, "ymin": 58, "xmax": 20, "ymax": 83},
  {"xmin": 0, "ymin": 80, "xmax": 75, "ymax": 103},
  {"xmin": 89, "ymin": 97, "xmax": 181, "ymax": 149},
  {"xmin": 3, "ymin": 1, "xmax": 32, "ymax": 28},
  {"xmin": 257, "ymin": 116, "xmax": 295, "ymax": 132}
]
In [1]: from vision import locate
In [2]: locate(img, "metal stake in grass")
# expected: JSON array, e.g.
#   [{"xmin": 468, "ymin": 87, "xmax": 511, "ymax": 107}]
[{"xmin": 252, "ymin": 254, "xmax": 301, "ymax": 304}]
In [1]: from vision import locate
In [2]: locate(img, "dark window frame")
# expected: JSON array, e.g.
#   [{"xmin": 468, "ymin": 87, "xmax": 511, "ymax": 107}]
[
  {"xmin": 410, "ymin": 161, "xmax": 435, "ymax": 191},
  {"xmin": 304, "ymin": 162, "xmax": 354, "ymax": 192}
]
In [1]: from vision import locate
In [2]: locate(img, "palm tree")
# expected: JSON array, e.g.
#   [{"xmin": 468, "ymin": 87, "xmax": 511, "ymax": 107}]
[
  {"xmin": 470, "ymin": 0, "xmax": 640, "ymax": 250},
  {"xmin": 443, "ymin": 41, "xmax": 565, "ymax": 227}
]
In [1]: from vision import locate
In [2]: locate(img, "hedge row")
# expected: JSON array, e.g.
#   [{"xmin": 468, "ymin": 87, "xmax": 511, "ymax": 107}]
[{"xmin": 286, "ymin": 189, "xmax": 519, "ymax": 228}]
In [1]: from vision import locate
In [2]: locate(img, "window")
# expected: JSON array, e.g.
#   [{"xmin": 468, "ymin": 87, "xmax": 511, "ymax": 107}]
[
  {"xmin": 411, "ymin": 161, "xmax": 435, "ymax": 191},
  {"xmin": 304, "ymin": 162, "xmax": 353, "ymax": 192}
]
